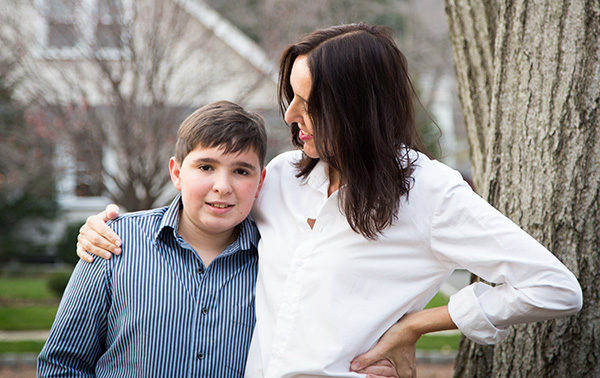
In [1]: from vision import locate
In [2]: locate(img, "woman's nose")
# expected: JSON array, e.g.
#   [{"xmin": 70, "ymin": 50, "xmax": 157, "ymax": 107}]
[{"xmin": 284, "ymin": 99, "xmax": 300, "ymax": 125}]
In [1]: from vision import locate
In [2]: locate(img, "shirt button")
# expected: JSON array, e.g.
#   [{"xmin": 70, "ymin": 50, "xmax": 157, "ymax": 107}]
[
  {"xmin": 295, "ymin": 260, "xmax": 303, "ymax": 267},
  {"xmin": 202, "ymin": 308, "xmax": 208, "ymax": 315},
  {"xmin": 197, "ymin": 352, "xmax": 204, "ymax": 360},
  {"xmin": 196, "ymin": 267, "xmax": 203, "ymax": 274}
]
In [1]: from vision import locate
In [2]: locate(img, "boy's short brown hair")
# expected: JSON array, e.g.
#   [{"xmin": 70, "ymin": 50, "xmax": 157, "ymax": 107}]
[{"xmin": 175, "ymin": 101, "xmax": 267, "ymax": 167}]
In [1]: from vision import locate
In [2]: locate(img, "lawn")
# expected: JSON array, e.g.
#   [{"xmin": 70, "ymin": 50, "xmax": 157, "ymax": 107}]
[
  {"xmin": 0, "ymin": 306, "xmax": 58, "ymax": 330},
  {"xmin": 0, "ymin": 341, "xmax": 46, "ymax": 354},
  {"xmin": 0, "ymin": 277, "xmax": 56, "ymax": 301},
  {"xmin": 0, "ymin": 276, "xmax": 460, "ymax": 352},
  {"xmin": 419, "ymin": 292, "xmax": 461, "ymax": 350},
  {"xmin": 0, "ymin": 276, "xmax": 60, "ymax": 331},
  {"xmin": 424, "ymin": 292, "xmax": 450, "ymax": 309},
  {"xmin": 417, "ymin": 332, "xmax": 461, "ymax": 350}
]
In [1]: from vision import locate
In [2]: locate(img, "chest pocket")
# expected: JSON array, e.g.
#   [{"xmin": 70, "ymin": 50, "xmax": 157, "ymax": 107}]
[{"xmin": 225, "ymin": 304, "xmax": 256, "ymax": 375}]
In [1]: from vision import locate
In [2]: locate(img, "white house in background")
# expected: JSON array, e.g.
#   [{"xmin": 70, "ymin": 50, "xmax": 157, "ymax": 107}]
[{"xmin": 0, "ymin": 0, "xmax": 282, "ymax": 246}]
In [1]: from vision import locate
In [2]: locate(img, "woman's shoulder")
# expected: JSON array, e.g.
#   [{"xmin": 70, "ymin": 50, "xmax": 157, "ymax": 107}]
[
  {"xmin": 265, "ymin": 150, "xmax": 303, "ymax": 178},
  {"xmin": 410, "ymin": 151, "xmax": 471, "ymax": 194},
  {"xmin": 267, "ymin": 150, "xmax": 302, "ymax": 167}
]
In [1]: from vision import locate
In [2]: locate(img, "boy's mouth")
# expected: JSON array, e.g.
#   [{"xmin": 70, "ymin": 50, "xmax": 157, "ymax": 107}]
[{"xmin": 208, "ymin": 202, "xmax": 233, "ymax": 209}]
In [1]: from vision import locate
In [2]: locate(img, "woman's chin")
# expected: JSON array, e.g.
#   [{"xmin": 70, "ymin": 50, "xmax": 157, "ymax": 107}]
[
  {"xmin": 302, "ymin": 143, "xmax": 319, "ymax": 159},
  {"xmin": 303, "ymin": 149, "xmax": 320, "ymax": 159}
]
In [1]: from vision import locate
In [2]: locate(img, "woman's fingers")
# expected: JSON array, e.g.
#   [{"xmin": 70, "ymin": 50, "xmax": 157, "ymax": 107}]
[
  {"xmin": 76, "ymin": 241, "xmax": 95, "ymax": 263},
  {"xmin": 86, "ymin": 213, "xmax": 122, "ymax": 251},
  {"xmin": 103, "ymin": 204, "xmax": 120, "ymax": 222},
  {"xmin": 77, "ymin": 230, "xmax": 112, "ymax": 260},
  {"xmin": 76, "ymin": 207, "xmax": 123, "ymax": 262},
  {"xmin": 357, "ymin": 359, "xmax": 396, "ymax": 377}
]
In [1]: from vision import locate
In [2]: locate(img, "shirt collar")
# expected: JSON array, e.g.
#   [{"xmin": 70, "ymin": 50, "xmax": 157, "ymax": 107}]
[
  {"xmin": 156, "ymin": 193, "xmax": 183, "ymax": 242},
  {"xmin": 155, "ymin": 193, "xmax": 259, "ymax": 252},
  {"xmin": 304, "ymin": 158, "xmax": 331, "ymax": 196},
  {"xmin": 236, "ymin": 214, "xmax": 260, "ymax": 252}
]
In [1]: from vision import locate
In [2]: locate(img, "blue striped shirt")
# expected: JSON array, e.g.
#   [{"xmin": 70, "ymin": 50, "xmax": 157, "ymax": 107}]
[{"xmin": 38, "ymin": 194, "xmax": 259, "ymax": 377}]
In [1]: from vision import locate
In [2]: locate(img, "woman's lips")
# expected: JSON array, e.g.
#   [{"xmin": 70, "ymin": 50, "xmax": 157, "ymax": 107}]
[{"xmin": 299, "ymin": 129, "xmax": 313, "ymax": 141}]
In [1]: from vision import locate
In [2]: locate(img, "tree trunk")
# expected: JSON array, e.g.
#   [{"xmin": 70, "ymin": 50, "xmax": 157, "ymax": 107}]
[{"xmin": 445, "ymin": 0, "xmax": 600, "ymax": 376}]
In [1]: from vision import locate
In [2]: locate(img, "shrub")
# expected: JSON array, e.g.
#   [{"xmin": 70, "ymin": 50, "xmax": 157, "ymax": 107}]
[
  {"xmin": 55, "ymin": 221, "xmax": 85, "ymax": 265},
  {"xmin": 46, "ymin": 271, "xmax": 72, "ymax": 298}
]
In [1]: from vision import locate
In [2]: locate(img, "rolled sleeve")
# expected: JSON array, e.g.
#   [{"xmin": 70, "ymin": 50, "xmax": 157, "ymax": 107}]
[
  {"xmin": 432, "ymin": 181, "xmax": 582, "ymax": 344},
  {"xmin": 448, "ymin": 283, "xmax": 510, "ymax": 344}
]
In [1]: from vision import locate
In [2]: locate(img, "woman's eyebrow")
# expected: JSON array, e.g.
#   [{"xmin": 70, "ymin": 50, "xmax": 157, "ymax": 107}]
[{"xmin": 296, "ymin": 93, "xmax": 308, "ymax": 103}]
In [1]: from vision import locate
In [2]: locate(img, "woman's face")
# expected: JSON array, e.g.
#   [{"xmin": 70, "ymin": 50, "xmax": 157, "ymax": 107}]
[{"xmin": 285, "ymin": 55, "xmax": 318, "ymax": 159}]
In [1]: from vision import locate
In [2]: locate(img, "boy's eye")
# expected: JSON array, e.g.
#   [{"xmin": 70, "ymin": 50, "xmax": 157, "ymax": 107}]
[
  {"xmin": 235, "ymin": 169, "xmax": 249, "ymax": 176},
  {"xmin": 199, "ymin": 165, "xmax": 213, "ymax": 171}
]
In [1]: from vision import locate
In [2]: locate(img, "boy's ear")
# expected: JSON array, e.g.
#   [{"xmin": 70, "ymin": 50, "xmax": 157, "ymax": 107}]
[
  {"xmin": 169, "ymin": 157, "xmax": 182, "ymax": 191},
  {"xmin": 255, "ymin": 168, "xmax": 266, "ymax": 199}
]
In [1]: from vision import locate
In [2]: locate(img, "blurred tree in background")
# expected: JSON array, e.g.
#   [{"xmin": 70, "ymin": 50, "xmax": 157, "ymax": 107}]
[
  {"xmin": 0, "ymin": 0, "xmax": 454, "ymax": 264},
  {"xmin": 207, "ymin": 0, "xmax": 446, "ymax": 158},
  {"xmin": 205, "ymin": 0, "xmax": 408, "ymax": 60},
  {"xmin": 1, "ymin": 0, "xmax": 286, "ymax": 212},
  {"xmin": 0, "ymin": 59, "xmax": 58, "ymax": 263}
]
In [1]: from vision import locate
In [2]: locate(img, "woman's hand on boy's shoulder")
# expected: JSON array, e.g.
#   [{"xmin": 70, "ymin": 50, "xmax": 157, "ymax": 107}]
[{"xmin": 76, "ymin": 204, "xmax": 122, "ymax": 263}]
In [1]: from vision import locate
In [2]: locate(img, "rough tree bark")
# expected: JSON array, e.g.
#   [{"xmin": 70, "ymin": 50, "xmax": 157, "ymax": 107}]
[{"xmin": 445, "ymin": 0, "xmax": 600, "ymax": 377}]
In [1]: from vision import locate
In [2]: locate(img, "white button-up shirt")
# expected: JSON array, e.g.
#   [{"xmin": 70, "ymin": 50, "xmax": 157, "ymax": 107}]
[{"xmin": 246, "ymin": 150, "xmax": 582, "ymax": 378}]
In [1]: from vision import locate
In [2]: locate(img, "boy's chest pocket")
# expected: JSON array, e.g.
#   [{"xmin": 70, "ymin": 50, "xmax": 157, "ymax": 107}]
[
  {"xmin": 230, "ymin": 304, "xmax": 255, "ymax": 328},
  {"xmin": 224, "ymin": 305, "xmax": 255, "ymax": 375}
]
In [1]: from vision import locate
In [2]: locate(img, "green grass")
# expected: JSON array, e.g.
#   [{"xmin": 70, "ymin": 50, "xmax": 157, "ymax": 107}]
[
  {"xmin": 0, "ymin": 277, "xmax": 57, "ymax": 301},
  {"xmin": 0, "ymin": 306, "xmax": 58, "ymax": 330},
  {"xmin": 417, "ymin": 332, "xmax": 461, "ymax": 351},
  {"xmin": 0, "ymin": 340, "xmax": 46, "ymax": 354},
  {"xmin": 417, "ymin": 292, "xmax": 460, "ymax": 350},
  {"xmin": 0, "ymin": 276, "xmax": 60, "ymax": 331},
  {"xmin": 0, "ymin": 277, "xmax": 459, "ymax": 352},
  {"xmin": 424, "ymin": 292, "xmax": 449, "ymax": 309}
]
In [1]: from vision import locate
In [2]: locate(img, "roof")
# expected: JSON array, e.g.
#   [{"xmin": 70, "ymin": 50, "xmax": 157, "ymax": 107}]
[{"xmin": 173, "ymin": 0, "xmax": 278, "ymax": 83}]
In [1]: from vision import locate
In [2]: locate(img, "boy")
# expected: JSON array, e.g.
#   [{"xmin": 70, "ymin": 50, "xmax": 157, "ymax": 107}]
[{"xmin": 38, "ymin": 101, "xmax": 267, "ymax": 377}]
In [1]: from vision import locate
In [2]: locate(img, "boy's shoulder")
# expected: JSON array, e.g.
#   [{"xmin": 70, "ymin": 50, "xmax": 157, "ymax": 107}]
[
  {"xmin": 107, "ymin": 206, "xmax": 171, "ymax": 236},
  {"xmin": 238, "ymin": 216, "xmax": 261, "ymax": 246},
  {"xmin": 102, "ymin": 206, "xmax": 175, "ymax": 260}
]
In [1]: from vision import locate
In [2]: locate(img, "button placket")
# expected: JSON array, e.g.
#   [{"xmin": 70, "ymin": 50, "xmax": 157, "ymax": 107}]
[{"xmin": 266, "ymin": 240, "xmax": 312, "ymax": 377}]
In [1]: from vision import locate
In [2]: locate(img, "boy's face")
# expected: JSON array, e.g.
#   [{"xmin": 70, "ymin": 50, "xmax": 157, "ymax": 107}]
[{"xmin": 169, "ymin": 145, "xmax": 265, "ymax": 240}]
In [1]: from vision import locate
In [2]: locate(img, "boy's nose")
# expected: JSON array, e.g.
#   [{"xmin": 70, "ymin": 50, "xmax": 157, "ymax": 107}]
[{"xmin": 212, "ymin": 173, "xmax": 233, "ymax": 194}]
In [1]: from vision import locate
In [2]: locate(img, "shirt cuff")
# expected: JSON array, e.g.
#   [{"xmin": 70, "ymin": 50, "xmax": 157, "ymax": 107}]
[{"xmin": 448, "ymin": 282, "xmax": 510, "ymax": 344}]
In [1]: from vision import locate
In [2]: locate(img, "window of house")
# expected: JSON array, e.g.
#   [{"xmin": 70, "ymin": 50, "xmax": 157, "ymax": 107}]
[
  {"xmin": 72, "ymin": 124, "xmax": 105, "ymax": 198},
  {"xmin": 96, "ymin": 0, "xmax": 124, "ymax": 48},
  {"xmin": 38, "ymin": 0, "xmax": 129, "ymax": 59},
  {"xmin": 46, "ymin": 0, "xmax": 78, "ymax": 48}
]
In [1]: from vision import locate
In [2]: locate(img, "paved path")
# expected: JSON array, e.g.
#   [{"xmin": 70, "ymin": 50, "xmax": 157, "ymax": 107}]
[
  {"xmin": 1, "ymin": 330, "xmax": 455, "ymax": 375},
  {"xmin": 0, "ymin": 330, "xmax": 49, "ymax": 341}
]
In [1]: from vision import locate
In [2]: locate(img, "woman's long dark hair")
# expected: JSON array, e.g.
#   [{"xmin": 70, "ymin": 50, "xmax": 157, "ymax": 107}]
[{"xmin": 278, "ymin": 23, "xmax": 431, "ymax": 240}]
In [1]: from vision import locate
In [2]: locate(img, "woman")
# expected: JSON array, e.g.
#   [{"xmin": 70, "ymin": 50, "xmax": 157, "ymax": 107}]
[{"xmin": 77, "ymin": 24, "xmax": 582, "ymax": 377}]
